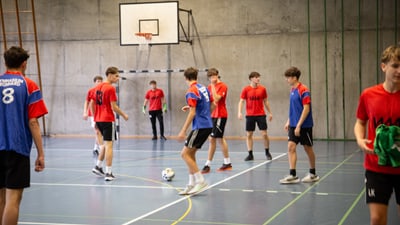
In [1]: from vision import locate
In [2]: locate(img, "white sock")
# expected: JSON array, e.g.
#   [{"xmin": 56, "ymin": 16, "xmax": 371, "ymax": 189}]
[
  {"xmin": 205, "ymin": 160, "xmax": 211, "ymax": 166},
  {"xmin": 224, "ymin": 158, "xmax": 231, "ymax": 164},
  {"xmin": 194, "ymin": 171, "xmax": 204, "ymax": 183},
  {"xmin": 94, "ymin": 143, "xmax": 98, "ymax": 150},
  {"xmin": 106, "ymin": 166, "xmax": 112, "ymax": 174},
  {"xmin": 188, "ymin": 174, "xmax": 195, "ymax": 186},
  {"xmin": 96, "ymin": 160, "xmax": 103, "ymax": 167}
]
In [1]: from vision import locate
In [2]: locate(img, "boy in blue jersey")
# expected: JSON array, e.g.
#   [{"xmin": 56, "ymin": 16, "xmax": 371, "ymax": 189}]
[
  {"xmin": 280, "ymin": 66, "xmax": 319, "ymax": 184},
  {"xmin": 0, "ymin": 46, "xmax": 48, "ymax": 224},
  {"xmin": 178, "ymin": 67, "xmax": 214, "ymax": 195}
]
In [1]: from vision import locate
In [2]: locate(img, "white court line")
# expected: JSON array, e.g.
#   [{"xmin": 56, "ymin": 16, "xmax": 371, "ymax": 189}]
[
  {"xmin": 121, "ymin": 153, "xmax": 287, "ymax": 225},
  {"xmin": 31, "ymin": 182, "xmax": 175, "ymax": 189},
  {"xmin": 20, "ymin": 222, "xmax": 89, "ymax": 225}
]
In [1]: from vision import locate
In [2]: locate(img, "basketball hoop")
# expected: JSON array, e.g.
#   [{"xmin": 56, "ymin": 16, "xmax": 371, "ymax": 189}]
[{"xmin": 135, "ymin": 32, "xmax": 152, "ymax": 52}]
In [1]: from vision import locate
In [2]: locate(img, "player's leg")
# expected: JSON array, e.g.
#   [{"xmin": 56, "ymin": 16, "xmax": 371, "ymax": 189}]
[
  {"xmin": 300, "ymin": 128, "xmax": 319, "ymax": 182},
  {"xmin": 257, "ymin": 116, "xmax": 271, "ymax": 160},
  {"xmin": 92, "ymin": 123, "xmax": 105, "ymax": 176},
  {"xmin": 149, "ymin": 111, "xmax": 157, "ymax": 140},
  {"xmin": 245, "ymin": 117, "xmax": 256, "ymax": 161},
  {"xmin": 0, "ymin": 188, "xmax": 4, "ymax": 222},
  {"xmin": 156, "ymin": 110, "xmax": 166, "ymax": 139},
  {"xmin": 2, "ymin": 188, "xmax": 23, "ymax": 225},
  {"xmin": 201, "ymin": 137, "xmax": 216, "ymax": 174},
  {"xmin": 369, "ymin": 203, "xmax": 388, "ymax": 225},
  {"xmin": 280, "ymin": 127, "xmax": 300, "ymax": 184}
]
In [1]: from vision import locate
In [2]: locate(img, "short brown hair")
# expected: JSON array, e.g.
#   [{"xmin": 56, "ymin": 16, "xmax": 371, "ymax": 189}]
[
  {"xmin": 149, "ymin": 80, "xmax": 157, "ymax": 85},
  {"xmin": 207, "ymin": 68, "xmax": 219, "ymax": 77},
  {"xmin": 105, "ymin": 66, "xmax": 119, "ymax": 76},
  {"xmin": 184, "ymin": 67, "xmax": 198, "ymax": 81},
  {"xmin": 284, "ymin": 66, "xmax": 301, "ymax": 79},
  {"xmin": 381, "ymin": 45, "xmax": 400, "ymax": 64},
  {"xmin": 248, "ymin": 71, "xmax": 260, "ymax": 80},
  {"xmin": 4, "ymin": 46, "xmax": 29, "ymax": 69},
  {"xmin": 93, "ymin": 75, "xmax": 103, "ymax": 82}
]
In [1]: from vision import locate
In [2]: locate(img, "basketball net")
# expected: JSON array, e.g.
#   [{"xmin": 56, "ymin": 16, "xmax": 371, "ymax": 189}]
[{"xmin": 135, "ymin": 32, "xmax": 152, "ymax": 52}]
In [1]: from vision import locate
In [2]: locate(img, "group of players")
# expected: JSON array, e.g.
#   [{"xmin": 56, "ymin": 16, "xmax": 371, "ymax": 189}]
[{"xmin": 0, "ymin": 45, "xmax": 399, "ymax": 224}]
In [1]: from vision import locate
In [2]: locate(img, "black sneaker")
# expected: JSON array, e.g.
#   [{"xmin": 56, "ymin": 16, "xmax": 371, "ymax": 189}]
[
  {"xmin": 152, "ymin": 136, "xmax": 157, "ymax": 140},
  {"xmin": 104, "ymin": 173, "xmax": 115, "ymax": 181},
  {"xmin": 266, "ymin": 152, "xmax": 272, "ymax": 160},
  {"xmin": 201, "ymin": 165, "xmax": 210, "ymax": 174},
  {"xmin": 92, "ymin": 166, "xmax": 105, "ymax": 176},
  {"xmin": 244, "ymin": 154, "xmax": 254, "ymax": 161},
  {"xmin": 217, "ymin": 163, "xmax": 232, "ymax": 171},
  {"xmin": 93, "ymin": 149, "xmax": 99, "ymax": 157},
  {"xmin": 160, "ymin": 136, "xmax": 167, "ymax": 141}
]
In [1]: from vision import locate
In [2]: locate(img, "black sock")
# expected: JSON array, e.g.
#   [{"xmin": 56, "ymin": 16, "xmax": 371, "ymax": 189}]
[
  {"xmin": 310, "ymin": 168, "xmax": 316, "ymax": 175},
  {"xmin": 265, "ymin": 148, "xmax": 270, "ymax": 155},
  {"xmin": 290, "ymin": 169, "xmax": 296, "ymax": 177},
  {"xmin": 248, "ymin": 150, "xmax": 253, "ymax": 156}
]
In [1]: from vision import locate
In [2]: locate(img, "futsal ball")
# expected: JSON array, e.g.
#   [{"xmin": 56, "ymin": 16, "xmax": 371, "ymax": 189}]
[{"xmin": 162, "ymin": 168, "xmax": 175, "ymax": 181}]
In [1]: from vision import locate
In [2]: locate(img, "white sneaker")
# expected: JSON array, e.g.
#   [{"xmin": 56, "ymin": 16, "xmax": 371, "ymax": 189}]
[
  {"xmin": 301, "ymin": 173, "xmax": 320, "ymax": 183},
  {"xmin": 187, "ymin": 181, "xmax": 208, "ymax": 195},
  {"xmin": 179, "ymin": 185, "xmax": 194, "ymax": 195},
  {"xmin": 279, "ymin": 175, "xmax": 300, "ymax": 184}
]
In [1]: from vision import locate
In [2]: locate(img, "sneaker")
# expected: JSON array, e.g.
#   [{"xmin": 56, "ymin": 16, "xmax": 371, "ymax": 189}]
[
  {"xmin": 244, "ymin": 154, "xmax": 254, "ymax": 161},
  {"xmin": 160, "ymin": 136, "xmax": 167, "ymax": 141},
  {"xmin": 266, "ymin": 152, "xmax": 272, "ymax": 160},
  {"xmin": 217, "ymin": 163, "xmax": 232, "ymax": 171},
  {"xmin": 104, "ymin": 173, "xmax": 115, "ymax": 181},
  {"xmin": 201, "ymin": 165, "xmax": 210, "ymax": 174},
  {"xmin": 92, "ymin": 166, "xmax": 105, "ymax": 176},
  {"xmin": 280, "ymin": 175, "xmax": 300, "ymax": 184},
  {"xmin": 152, "ymin": 136, "xmax": 157, "ymax": 140},
  {"xmin": 179, "ymin": 185, "xmax": 194, "ymax": 195},
  {"xmin": 301, "ymin": 173, "xmax": 320, "ymax": 183},
  {"xmin": 187, "ymin": 181, "xmax": 208, "ymax": 195}
]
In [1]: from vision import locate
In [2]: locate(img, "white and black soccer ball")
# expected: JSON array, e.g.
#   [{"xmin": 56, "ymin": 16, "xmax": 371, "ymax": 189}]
[{"xmin": 162, "ymin": 168, "xmax": 175, "ymax": 181}]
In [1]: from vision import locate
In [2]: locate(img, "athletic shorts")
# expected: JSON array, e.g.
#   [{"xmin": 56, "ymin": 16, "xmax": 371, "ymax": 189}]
[
  {"xmin": 288, "ymin": 127, "xmax": 313, "ymax": 146},
  {"xmin": 185, "ymin": 128, "xmax": 212, "ymax": 149},
  {"xmin": 365, "ymin": 170, "xmax": 400, "ymax": 205},
  {"xmin": 96, "ymin": 122, "xmax": 116, "ymax": 141},
  {"xmin": 0, "ymin": 151, "xmax": 30, "ymax": 189},
  {"xmin": 210, "ymin": 118, "xmax": 227, "ymax": 138},
  {"xmin": 246, "ymin": 115, "xmax": 267, "ymax": 131}
]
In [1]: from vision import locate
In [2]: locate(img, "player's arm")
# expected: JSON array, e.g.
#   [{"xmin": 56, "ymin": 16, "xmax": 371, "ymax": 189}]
[
  {"xmin": 238, "ymin": 98, "xmax": 245, "ymax": 120},
  {"xmin": 142, "ymin": 99, "xmax": 148, "ymax": 114},
  {"xmin": 83, "ymin": 100, "xmax": 89, "ymax": 120},
  {"xmin": 89, "ymin": 99, "xmax": 95, "ymax": 117},
  {"xmin": 294, "ymin": 104, "xmax": 310, "ymax": 136},
  {"xmin": 178, "ymin": 106, "xmax": 196, "ymax": 140},
  {"xmin": 161, "ymin": 97, "xmax": 167, "ymax": 112},
  {"xmin": 354, "ymin": 118, "xmax": 373, "ymax": 153},
  {"xmin": 111, "ymin": 101, "xmax": 129, "ymax": 121},
  {"xmin": 263, "ymin": 98, "xmax": 272, "ymax": 121},
  {"xmin": 29, "ymin": 118, "xmax": 45, "ymax": 172},
  {"xmin": 210, "ymin": 84, "xmax": 222, "ymax": 103}
]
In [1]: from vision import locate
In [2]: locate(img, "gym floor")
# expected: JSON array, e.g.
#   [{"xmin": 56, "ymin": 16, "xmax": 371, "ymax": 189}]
[{"xmin": 19, "ymin": 137, "xmax": 399, "ymax": 225}]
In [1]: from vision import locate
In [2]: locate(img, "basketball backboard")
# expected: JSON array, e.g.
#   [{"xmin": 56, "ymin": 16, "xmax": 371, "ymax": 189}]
[{"xmin": 119, "ymin": 1, "xmax": 179, "ymax": 45}]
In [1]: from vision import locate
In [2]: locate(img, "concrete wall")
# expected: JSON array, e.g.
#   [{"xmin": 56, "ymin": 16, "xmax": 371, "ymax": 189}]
[{"xmin": 0, "ymin": 0, "xmax": 398, "ymax": 139}]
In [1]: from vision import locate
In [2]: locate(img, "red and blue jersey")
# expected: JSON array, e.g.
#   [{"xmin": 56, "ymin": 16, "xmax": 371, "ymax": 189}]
[
  {"xmin": 186, "ymin": 82, "xmax": 213, "ymax": 130},
  {"xmin": 356, "ymin": 84, "xmax": 400, "ymax": 174},
  {"xmin": 289, "ymin": 82, "xmax": 313, "ymax": 128},
  {"xmin": 0, "ymin": 71, "xmax": 48, "ymax": 157}
]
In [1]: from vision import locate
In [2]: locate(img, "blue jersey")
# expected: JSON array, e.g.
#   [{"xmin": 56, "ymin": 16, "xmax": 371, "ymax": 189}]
[
  {"xmin": 0, "ymin": 72, "xmax": 48, "ymax": 157},
  {"xmin": 186, "ymin": 82, "xmax": 213, "ymax": 130},
  {"xmin": 289, "ymin": 82, "xmax": 313, "ymax": 128}
]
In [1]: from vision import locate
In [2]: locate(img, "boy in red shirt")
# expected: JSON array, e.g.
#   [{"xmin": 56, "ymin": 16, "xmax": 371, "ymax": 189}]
[
  {"xmin": 90, "ymin": 67, "xmax": 129, "ymax": 181},
  {"xmin": 143, "ymin": 80, "xmax": 167, "ymax": 140},
  {"xmin": 238, "ymin": 72, "xmax": 273, "ymax": 161},
  {"xmin": 354, "ymin": 45, "xmax": 400, "ymax": 225}
]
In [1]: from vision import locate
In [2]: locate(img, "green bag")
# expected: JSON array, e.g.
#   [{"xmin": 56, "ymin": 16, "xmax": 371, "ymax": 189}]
[{"xmin": 374, "ymin": 124, "xmax": 400, "ymax": 167}]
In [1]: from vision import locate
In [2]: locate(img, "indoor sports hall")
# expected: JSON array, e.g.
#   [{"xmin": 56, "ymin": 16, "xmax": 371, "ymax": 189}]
[{"xmin": 0, "ymin": 0, "xmax": 399, "ymax": 225}]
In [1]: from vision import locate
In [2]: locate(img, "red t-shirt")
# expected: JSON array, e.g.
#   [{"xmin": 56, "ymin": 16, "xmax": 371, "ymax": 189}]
[
  {"xmin": 90, "ymin": 82, "xmax": 117, "ymax": 122},
  {"xmin": 85, "ymin": 86, "xmax": 96, "ymax": 117},
  {"xmin": 356, "ymin": 84, "xmax": 400, "ymax": 174},
  {"xmin": 208, "ymin": 81, "xmax": 228, "ymax": 118},
  {"xmin": 145, "ymin": 88, "xmax": 164, "ymax": 111},
  {"xmin": 240, "ymin": 85, "xmax": 267, "ymax": 116}
]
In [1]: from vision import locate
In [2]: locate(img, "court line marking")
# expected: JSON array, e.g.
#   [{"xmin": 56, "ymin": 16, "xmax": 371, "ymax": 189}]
[
  {"xmin": 20, "ymin": 223, "xmax": 89, "ymax": 225},
  {"xmin": 338, "ymin": 187, "xmax": 366, "ymax": 225},
  {"xmin": 122, "ymin": 153, "xmax": 287, "ymax": 225},
  {"xmin": 262, "ymin": 150, "xmax": 359, "ymax": 225}
]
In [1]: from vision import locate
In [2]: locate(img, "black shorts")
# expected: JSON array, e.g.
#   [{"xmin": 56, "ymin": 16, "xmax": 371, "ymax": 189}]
[
  {"xmin": 96, "ymin": 122, "xmax": 116, "ymax": 141},
  {"xmin": 185, "ymin": 128, "xmax": 212, "ymax": 149},
  {"xmin": 246, "ymin": 115, "xmax": 267, "ymax": 131},
  {"xmin": 288, "ymin": 127, "xmax": 313, "ymax": 146},
  {"xmin": 0, "ymin": 151, "xmax": 30, "ymax": 189},
  {"xmin": 365, "ymin": 170, "xmax": 400, "ymax": 205},
  {"xmin": 210, "ymin": 118, "xmax": 227, "ymax": 138}
]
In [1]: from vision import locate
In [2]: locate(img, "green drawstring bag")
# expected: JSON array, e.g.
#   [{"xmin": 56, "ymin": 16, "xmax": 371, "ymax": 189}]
[{"xmin": 374, "ymin": 124, "xmax": 400, "ymax": 167}]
